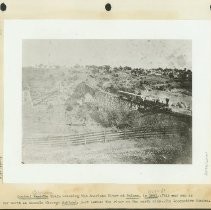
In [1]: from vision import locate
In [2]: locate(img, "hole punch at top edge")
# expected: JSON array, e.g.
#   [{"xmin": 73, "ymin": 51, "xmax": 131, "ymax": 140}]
[
  {"xmin": 105, "ymin": 3, "xmax": 112, "ymax": 12},
  {"xmin": 0, "ymin": 2, "xmax": 7, "ymax": 11}
]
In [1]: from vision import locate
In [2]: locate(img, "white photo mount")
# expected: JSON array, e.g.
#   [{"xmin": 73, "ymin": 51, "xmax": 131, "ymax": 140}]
[{"xmin": 3, "ymin": 20, "xmax": 211, "ymax": 184}]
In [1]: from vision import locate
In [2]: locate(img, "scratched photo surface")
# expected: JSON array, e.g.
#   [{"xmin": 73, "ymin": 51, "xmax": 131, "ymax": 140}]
[{"xmin": 22, "ymin": 39, "xmax": 192, "ymax": 164}]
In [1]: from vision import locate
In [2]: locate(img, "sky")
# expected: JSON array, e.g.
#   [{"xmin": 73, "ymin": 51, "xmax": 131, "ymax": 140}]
[{"xmin": 22, "ymin": 39, "xmax": 192, "ymax": 69}]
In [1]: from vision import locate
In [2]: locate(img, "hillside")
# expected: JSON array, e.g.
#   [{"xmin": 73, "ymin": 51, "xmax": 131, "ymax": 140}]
[{"xmin": 22, "ymin": 65, "xmax": 192, "ymax": 164}]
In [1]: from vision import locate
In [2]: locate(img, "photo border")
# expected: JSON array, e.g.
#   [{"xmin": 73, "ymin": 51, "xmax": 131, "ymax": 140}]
[{"xmin": 0, "ymin": 0, "xmax": 211, "ymax": 209}]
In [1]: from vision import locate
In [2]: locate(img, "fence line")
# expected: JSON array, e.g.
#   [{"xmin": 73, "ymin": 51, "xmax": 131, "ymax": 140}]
[{"xmin": 24, "ymin": 125, "xmax": 188, "ymax": 146}]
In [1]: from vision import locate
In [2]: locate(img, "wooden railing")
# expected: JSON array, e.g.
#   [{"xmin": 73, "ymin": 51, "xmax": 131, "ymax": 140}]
[{"xmin": 24, "ymin": 126, "xmax": 188, "ymax": 147}]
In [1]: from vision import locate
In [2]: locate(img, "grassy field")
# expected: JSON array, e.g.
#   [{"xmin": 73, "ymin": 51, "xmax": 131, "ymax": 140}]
[
  {"xmin": 23, "ymin": 131, "xmax": 191, "ymax": 164},
  {"xmin": 22, "ymin": 66, "xmax": 192, "ymax": 164}
]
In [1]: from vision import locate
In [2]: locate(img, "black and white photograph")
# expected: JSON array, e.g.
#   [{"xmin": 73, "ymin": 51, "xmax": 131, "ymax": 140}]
[{"xmin": 22, "ymin": 39, "xmax": 192, "ymax": 164}]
